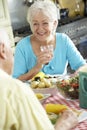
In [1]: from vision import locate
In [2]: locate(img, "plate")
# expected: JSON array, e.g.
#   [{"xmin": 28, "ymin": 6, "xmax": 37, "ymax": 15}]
[
  {"xmin": 26, "ymin": 77, "xmax": 58, "ymax": 95},
  {"xmin": 70, "ymin": 109, "xmax": 87, "ymax": 123},
  {"xmin": 78, "ymin": 110, "xmax": 87, "ymax": 123},
  {"xmin": 37, "ymin": 93, "xmax": 51, "ymax": 104},
  {"xmin": 40, "ymin": 93, "xmax": 51, "ymax": 103}
]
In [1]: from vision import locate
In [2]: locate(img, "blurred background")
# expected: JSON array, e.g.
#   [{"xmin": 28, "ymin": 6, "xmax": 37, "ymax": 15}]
[{"xmin": 1, "ymin": 0, "xmax": 87, "ymax": 61}]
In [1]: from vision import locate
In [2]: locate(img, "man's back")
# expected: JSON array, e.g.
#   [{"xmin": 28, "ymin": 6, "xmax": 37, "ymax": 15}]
[{"xmin": 0, "ymin": 69, "xmax": 54, "ymax": 130}]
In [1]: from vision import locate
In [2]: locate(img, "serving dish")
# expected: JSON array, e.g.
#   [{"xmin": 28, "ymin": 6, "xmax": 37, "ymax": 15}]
[
  {"xmin": 33, "ymin": 87, "xmax": 58, "ymax": 96},
  {"xmin": 29, "ymin": 74, "xmax": 59, "ymax": 95},
  {"xmin": 57, "ymin": 75, "xmax": 79, "ymax": 100}
]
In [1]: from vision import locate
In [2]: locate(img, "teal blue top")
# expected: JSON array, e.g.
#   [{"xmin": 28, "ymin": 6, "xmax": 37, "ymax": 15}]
[{"xmin": 13, "ymin": 33, "xmax": 86, "ymax": 78}]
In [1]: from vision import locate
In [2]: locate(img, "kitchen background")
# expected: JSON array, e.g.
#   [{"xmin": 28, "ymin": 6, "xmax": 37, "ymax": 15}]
[
  {"xmin": 2, "ymin": 0, "xmax": 87, "ymax": 59},
  {"xmin": 7, "ymin": 0, "xmax": 32, "ymax": 44},
  {"xmin": 7, "ymin": 0, "xmax": 29, "ymax": 31}
]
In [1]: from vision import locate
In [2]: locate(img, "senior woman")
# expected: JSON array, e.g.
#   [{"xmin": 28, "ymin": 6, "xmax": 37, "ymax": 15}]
[{"xmin": 13, "ymin": 0, "xmax": 87, "ymax": 81}]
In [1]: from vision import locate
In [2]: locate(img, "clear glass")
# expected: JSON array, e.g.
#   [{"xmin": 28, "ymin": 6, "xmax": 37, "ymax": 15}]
[
  {"xmin": 40, "ymin": 44, "xmax": 54, "ymax": 65},
  {"xmin": 40, "ymin": 44, "xmax": 54, "ymax": 52}
]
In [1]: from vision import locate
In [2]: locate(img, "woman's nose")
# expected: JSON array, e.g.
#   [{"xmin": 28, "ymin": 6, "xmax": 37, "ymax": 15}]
[{"xmin": 38, "ymin": 24, "xmax": 44, "ymax": 30}]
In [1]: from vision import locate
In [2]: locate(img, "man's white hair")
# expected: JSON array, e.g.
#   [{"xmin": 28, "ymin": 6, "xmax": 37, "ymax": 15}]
[{"xmin": 0, "ymin": 28, "xmax": 10, "ymax": 46}]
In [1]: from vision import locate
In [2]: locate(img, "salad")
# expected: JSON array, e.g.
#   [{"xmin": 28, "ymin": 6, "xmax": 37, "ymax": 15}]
[{"xmin": 57, "ymin": 75, "xmax": 79, "ymax": 99}]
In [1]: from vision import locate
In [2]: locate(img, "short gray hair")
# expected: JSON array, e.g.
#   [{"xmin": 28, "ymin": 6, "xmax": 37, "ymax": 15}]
[
  {"xmin": 0, "ymin": 28, "xmax": 10, "ymax": 46},
  {"xmin": 27, "ymin": 0, "xmax": 59, "ymax": 26}
]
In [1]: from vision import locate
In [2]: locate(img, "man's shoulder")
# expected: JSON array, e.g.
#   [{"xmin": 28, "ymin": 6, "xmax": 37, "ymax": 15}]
[{"xmin": 0, "ymin": 73, "xmax": 28, "ymax": 93}]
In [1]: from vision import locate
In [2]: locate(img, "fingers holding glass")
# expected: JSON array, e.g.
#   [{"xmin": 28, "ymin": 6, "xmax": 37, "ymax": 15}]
[{"xmin": 40, "ymin": 44, "xmax": 54, "ymax": 65}]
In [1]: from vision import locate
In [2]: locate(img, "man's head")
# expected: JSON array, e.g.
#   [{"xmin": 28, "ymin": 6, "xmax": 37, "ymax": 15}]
[{"xmin": 0, "ymin": 28, "xmax": 13, "ymax": 75}]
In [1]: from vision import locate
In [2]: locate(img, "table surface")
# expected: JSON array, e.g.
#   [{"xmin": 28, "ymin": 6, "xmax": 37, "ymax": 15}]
[{"xmin": 44, "ymin": 92, "xmax": 87, "ymax": 130}]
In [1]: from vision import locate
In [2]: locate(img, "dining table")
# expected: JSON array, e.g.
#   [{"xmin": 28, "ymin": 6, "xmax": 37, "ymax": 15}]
[{"xmin": 43, "ymin": 91, "xmax": 87, "ymax": 130}]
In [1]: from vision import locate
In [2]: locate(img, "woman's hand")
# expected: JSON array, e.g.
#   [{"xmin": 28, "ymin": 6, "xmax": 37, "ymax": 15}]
[
  {"xmin": 55, "ymin": 109, "xmax": 78, "ymax": 130},
  {"xmin": 36, "ymin": 50, "xmax": 53, "ymax": 68},
  {"xmin": 17, "ymin": 49, "xmax": 53, "ymax": 81},
  {"xmin": 75, "ymin": 64, "xmax": 87, "ymax": 74}
]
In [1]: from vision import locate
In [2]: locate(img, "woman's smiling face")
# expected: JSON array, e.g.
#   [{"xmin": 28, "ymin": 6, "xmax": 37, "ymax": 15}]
[{"xmin": 31, "ymin": 11, "xmax": 57, "ymax": 42}]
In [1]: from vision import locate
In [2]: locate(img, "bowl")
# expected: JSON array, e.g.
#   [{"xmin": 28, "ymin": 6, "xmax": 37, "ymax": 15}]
[
  {"xmin": 33, "ymin": 86, "xmax": 58, "ymax": 96},
  {"xmin": 58, "ymin": 87, "xmax": 79, "ymax": 100},
  {"xmin": 57, "ymin": 75, "xmax": 79, "ymax": 100},
  {"xmin": 30, "ymin": 76, "xmax": 58, "ymax": 95}
]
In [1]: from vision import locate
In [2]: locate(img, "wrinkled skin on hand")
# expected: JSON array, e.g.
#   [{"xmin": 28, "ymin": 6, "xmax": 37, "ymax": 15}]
[
  {"xmin": 36, "ymin": 50, "xmax": 53, "ymax": 68},
  {"xmin": 55, "ymin": 109, "xmax": 78, "ymax": 130}
]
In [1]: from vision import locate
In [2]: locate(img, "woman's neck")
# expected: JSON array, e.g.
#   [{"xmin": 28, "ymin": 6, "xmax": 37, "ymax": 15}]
[{"xmin": 32, "ymin": 34, "xmax": 56, "ymax": 46}]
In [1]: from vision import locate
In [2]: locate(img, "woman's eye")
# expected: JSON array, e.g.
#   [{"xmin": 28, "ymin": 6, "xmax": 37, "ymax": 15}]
[
  {"xmin": 43, "ymin": 22, "xmax": 49, "ymax": 26},
  {"xmin": 33, "ymin": 23, "xmax": 38, "ymax": 26},
  {"xmin": 33, "ymin": 22, "xmax": 49, "ymax": 27}
]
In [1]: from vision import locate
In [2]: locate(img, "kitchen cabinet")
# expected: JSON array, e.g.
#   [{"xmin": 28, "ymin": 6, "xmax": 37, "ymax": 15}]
[{"xmin": 0, "ymin": 0, "xmax": 14, "ymax": 50}]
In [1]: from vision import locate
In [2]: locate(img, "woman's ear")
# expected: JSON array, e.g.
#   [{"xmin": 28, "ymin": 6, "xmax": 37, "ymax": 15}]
[
  {"xmin": 0, "ymin": 43, "xmax": 6, "ymax": 59},
  {"xmin": 53, "ymin": 20, "xmax": 58, "ymax": 28},
  {"xmin": 52, "ymin": 20, "xmax": 58, "ymax": 34},
  {"xmin": 53, "ymin": 20, "xmax": 58, "ymax": 31}
]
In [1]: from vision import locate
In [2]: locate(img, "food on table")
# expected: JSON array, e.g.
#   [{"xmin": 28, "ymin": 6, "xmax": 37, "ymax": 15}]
[
  {"xmin": 30, "ymin": 81, "xmax": 39, "ymax": 88},
  {"xmin": 31, "ymin": 72, "xmax": 53, "ymax": 88},
  {"xmin": 31, "ymin": 72, "xmax": 60, "ymax": 89},
  {"xmin": 57, "ymin": 75, "xmax": 79, "ymax": 99},
  {"xmin": 45, "ymin": 103, "xmax": 79, "ymax": 125},
  {"xmin": 45, "ymin": 103, "xmax": 68, "ymax": 124},
  {"xmin": 47, "ymin": 112, "xmax": 60, "ymax": 124},
  {"xmin": 45, "ymin": 103, "xmax": 68, "ymax": 114},
  {"xmin": 31, "ymin": 76, "xmax": 52, "ymax": 89},
  {"xmin": 32, "ymin": 72, "xmax": 47, "ymax": 81},
  {"xmin": 36, "ymin": 93, "xmax": 44, "ymax": 99},
  {"xmin": 30, "ymin": 78, "xmax": 52, "ymax": 88},
  {"xmin": 37, "ymin": 81, "xmax": 46, "ymax": 88}
]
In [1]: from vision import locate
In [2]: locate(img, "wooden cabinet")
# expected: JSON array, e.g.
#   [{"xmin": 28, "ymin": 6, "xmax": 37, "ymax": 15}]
[{"xmin": 0, "ymin": 0, "xmax": 14, "ymax": 49}]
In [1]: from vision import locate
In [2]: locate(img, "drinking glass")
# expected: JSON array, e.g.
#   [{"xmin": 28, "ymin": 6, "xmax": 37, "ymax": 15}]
[
  {"xmin": 40, "ymin": 44, "xmax": 54, "ymax": 52},
  {"xmin": 40, "ymin": 44, "xmax": 54, "ymax": 64}
]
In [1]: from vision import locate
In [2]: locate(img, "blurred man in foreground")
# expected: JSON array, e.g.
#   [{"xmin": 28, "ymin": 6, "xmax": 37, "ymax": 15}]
[{"xmin": 0, "ymin": 28, "xmax": 78, "ymax": 130}]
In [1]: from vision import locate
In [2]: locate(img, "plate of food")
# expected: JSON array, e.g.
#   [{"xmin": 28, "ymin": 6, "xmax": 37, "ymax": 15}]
[
  {"xmin": 45, "ymin": 103, "xmax": 87, "ymax": 125},
  {"xmin": 30, "ymin": 72, "xmax": 58, "ymax": 95},
  {"xmin": 57, "ymin": 74, "xmax": 79, "ymax": 99},
  {"xmin": 35, "ymin": 93, "xmax": 51, "ymax": 103}
]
